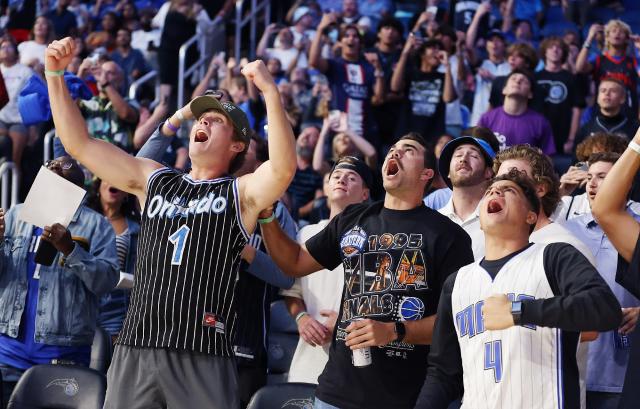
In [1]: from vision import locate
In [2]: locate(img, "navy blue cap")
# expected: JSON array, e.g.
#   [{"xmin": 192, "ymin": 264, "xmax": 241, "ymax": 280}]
[{"xmin": 438, "ymin": 136, "xmax": 496, "ymax": 189}]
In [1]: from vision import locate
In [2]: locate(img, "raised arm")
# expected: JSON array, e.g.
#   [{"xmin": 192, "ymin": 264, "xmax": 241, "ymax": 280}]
[
  {"xmin": 309, "ymin": 13, "xmax": 337, "ymax": 73},
  {"xmin": 45, "ymin": 38, "xmax": 161, "ymax": 202},
  {"xmin": 592, "ymin": 127, "xmax": 640, "ymax": 261},
  {"xmin": 260, "ymin": 212, "xmax": 324, "ymax": 278},
  {"xmin": 256, "ymin": 24, "xmax": 277, "ymax": 59},
  {"xmin": 576, "ymin": 24, "xmax": 601, "ymax": 74},
  {"xmin": 237, "ymin": 61, "xmax": 297, "ymax": 227},
  {"xmin": 465, "ymin": 1, "xmax": 491, "ymax": 64},
  {"xmin": 440, "ymin": 52, "xmax": 457, "ymax": 103},
  {"xmin": 312, "ymin": 118, "xmax": 332, "ymax": 174},
  {"xmin": 390, "ymin": 35, "xmax": 415, "ymax": 94}
]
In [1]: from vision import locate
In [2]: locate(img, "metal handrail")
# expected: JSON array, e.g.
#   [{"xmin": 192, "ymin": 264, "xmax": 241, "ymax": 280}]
[
  {"xmin": 128, "ymin": 69, "xmax": 159, "ymax": 104},
  {"xmin": 44, "ymin": 129, "xmax": 56, "ymax": 164},
  {"xmin": 0, "ymin": 161, "xmax": 20, "ymax": 210},
  {"xmin": 177, "ymin": 34, "xmax": 206, "ymax": 109},
  {"xmin": 234, "ymin": 0, "xmax": 271, "ymax": 61}
]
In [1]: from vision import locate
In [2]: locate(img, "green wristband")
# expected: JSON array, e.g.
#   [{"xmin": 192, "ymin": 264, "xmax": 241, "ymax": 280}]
[
  {"xmin": 44, "ymin": 69, "xmax": 64, "ymax": 77},
  {"xmin": 257, "ymin": 213, "xmax": 275, "ymax": 224},
  {"xmin": 295, "ymin": 311, "xmax": 308, "ymax": 323}
]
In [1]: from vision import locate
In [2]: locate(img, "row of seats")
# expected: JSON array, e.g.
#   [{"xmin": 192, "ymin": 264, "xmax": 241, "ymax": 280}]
[
  {"xmin": 6, "ymin": 302, "xmax": 307, "ymax": 408},
  {"xmin": 7, "ymin": 365, "xmax": 316, "ymax": 409}
]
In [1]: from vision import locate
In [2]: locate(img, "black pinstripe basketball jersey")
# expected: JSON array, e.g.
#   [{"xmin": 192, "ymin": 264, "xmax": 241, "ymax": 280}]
[{"xmin": 118, "ymin": 168, "xmax": 250, "ymax": 356}]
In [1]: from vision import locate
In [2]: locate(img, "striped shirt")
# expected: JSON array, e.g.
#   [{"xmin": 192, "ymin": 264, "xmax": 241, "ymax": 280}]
[{"xmin": 118, "ymin": 168, "xmax": 249, "ymax": 356}]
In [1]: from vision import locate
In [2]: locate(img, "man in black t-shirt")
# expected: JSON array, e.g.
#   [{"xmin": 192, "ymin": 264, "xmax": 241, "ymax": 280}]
[
  {"xmin": 261, "ymin": 133, "xmax": 473, "ymax": 409},
  {"xmin": 532, "ymin": 37, "xmax": 586, "ymax": 156},
  {"xmin": 391, "ymin": 38, "xmax": 456, "ymax": 142},
  {"xmin": 367, "ymin": 17, "xmax": 403, "ymax": 148}
]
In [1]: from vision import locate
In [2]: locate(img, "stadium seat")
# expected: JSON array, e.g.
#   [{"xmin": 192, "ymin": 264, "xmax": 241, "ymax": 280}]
[
  {"xmin": 267, "ymin": 332, "xmax": 298, "ymax": 374},
  {"xmin": 246, "ymin": 382, "xmax": 317, "ymax": 409},
  {"xmin": 270, "ymin": 300, "xmax": 298, "ymax": 334},
  {"xmin": 7, "ymin": 364, "xmax": 106, "ymax": 409},
  {"xmin": 89, "ymin": 327, "xmax": 112, "ymax": 374}
]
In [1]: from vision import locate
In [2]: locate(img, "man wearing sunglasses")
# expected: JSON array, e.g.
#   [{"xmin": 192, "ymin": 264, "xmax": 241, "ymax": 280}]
[
  {"xmin": 45, "ymin": 37, "xmax": 296, "ymax": 408},
  {"xmin": 0, "ymin": 157, "xmax": 118, "ymax": 406}
]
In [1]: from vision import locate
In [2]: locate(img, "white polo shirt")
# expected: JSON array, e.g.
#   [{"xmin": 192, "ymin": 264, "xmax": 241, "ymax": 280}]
[{"xmin": 438, "ymin": 197, "xmax": 484, "ymax": 260}]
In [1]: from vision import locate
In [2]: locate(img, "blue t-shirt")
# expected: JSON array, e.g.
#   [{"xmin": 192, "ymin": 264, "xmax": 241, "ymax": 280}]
[{"xmin": 0, "ymin": 227, "xmax": 91, "ymax": 370}]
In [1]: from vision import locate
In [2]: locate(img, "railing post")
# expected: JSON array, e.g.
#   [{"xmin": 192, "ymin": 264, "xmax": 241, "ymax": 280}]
[
  {"xmin": 44, "ymin": 129, "xmax": 56, "ymax": 164},
  {"xmin": 250, "ymin": 0, "xmax": 257, "ymax": 60},
  {"xmin": 0, "ymin": 162, "xmax": 19, "ymax": 210},
  {"xmin": 235, "ymin": 0, "xmax": 243, "ymax": 60}
]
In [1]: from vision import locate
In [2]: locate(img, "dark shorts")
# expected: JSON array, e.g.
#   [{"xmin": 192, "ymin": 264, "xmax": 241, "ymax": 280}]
[{"xmin": 104, "ymin": 345, "xmax": 239, "ymax": 409}]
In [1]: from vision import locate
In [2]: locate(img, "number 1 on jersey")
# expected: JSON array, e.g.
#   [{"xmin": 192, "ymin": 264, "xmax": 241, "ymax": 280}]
[{"xmin": 168, "ymin": 225, "xmax": 190, "ymax": 265}]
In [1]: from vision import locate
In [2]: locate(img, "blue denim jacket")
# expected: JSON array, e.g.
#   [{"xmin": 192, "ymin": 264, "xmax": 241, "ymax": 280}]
[
  {"xmin": 98, "ymin": 218, "xmax": 140, "ymax": 335},
  {"xmin": 0, "ymin": 204, "xmax": 119, "ymax": 346}
]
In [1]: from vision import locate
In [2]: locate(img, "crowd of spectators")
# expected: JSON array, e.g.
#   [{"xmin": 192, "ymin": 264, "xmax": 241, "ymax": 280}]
[{"xmin": 0, "ymin": 0, "xmax": 639, "ymax": 407}]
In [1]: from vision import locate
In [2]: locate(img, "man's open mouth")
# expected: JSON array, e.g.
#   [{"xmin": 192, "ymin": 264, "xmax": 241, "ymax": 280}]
[
  {"xmin": 195, "ymin": 129, "xmax": 209, "ymax": 143},
  {"xmin": 108, "ymin": 187, "xmax": 120, "ymax": 194},
  {"xmin": 386, "ymin": 160, "xmax": 399, "ymax": 176},
  {"xmin": 487, "ymin": 199, "xmax": 503, "ymax": 214}
]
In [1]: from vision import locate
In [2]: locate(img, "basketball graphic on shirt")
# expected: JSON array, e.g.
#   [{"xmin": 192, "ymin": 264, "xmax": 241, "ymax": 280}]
[{"xmin": 399, "ymin": 297, "xmax": 425, "ymax": 321}]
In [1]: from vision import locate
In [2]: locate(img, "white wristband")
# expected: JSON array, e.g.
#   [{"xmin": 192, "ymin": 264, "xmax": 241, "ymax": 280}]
[
  {"xmin": 629, "ymin": 140, "xmax": 640, "ymax": 156},
  {"xmin": 176, "ymin": 109, "xmax": 185, "ymax": 121}
]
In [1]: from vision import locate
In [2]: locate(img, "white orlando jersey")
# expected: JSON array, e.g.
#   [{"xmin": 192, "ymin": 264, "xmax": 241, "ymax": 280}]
[{"xmin": 452, "ymin": 243, "xmax": 567, "ymax": 409}]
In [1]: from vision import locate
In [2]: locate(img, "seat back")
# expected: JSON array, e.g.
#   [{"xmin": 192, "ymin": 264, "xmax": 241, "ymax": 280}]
[
  {"xmin": 246, "ymin": 382, "xmax": 316, "ymax": 409},
  {"xmin": 267, "ymin": 332, "xmax": 298, "ymax": 374},
  {"xmin": 8, "ymin": 364, "xmax": 106, "ymax": 409},
  {"xmin": 89, "ymin": 327, "xmax": 112, "ymax": 374}
]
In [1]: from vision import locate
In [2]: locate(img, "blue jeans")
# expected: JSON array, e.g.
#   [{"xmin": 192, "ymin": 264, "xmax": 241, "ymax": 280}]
[{"xmin": 314, "ymin": 398, "xmax": 341, "ymax": 409}]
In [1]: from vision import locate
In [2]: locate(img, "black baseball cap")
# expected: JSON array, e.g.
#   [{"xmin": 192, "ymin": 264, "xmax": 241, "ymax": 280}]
[
  {"xmin": 330, "ymin": 156, "xmax": 373, "ymax": 189},
  {"xmin": 190, "ymin": 90, "xmax": 251, "ymax": 144},
  {"xmin": 439, "ymin": 136, "xmax": 496, "ymax": 189},
  {"xmin": 485, "ymin": 29, "xmax": 506, "ymax": 41}
]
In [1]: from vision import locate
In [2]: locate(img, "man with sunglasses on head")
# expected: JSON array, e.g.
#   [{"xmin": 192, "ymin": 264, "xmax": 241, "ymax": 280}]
[
  {"xmin": 45, "ymin": 37, "xmax": 297, "ymax": 408},
  {"xmin": 261, "ymin": 132, "xmax": 473, "ymax": 409},
  {"xmin": 279, "ymin": 156, "xmax": 372, "ymax": 384},
  {"xmin": 0, "ymin": 157, "xmax": 118, "ymax": 407}
]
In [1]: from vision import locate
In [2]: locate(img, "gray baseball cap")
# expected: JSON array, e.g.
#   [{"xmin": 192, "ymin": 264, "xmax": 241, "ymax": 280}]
[{"xmin": 190, "ymin": 90, "xmax": 251, "ymax": 143}]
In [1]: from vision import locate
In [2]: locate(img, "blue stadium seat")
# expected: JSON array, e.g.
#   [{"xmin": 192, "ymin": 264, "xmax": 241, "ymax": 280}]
[
  {"xmin": 247, "ymin": 382, "xmax": 316, "ymax": 409},
  {"xmin": 541, "ymin": 21, "xmax": 578, "ymax": 38},
  {"xmin": 460, "ymin": 105, "xmax": 471, "ymax": 130},
  {"xmin": 7, "ymin": 364, "xmax": 106, "ymax": 409},
  {"xmin": 267, "ymin": 332, "xmax": 298, "ymax": 374},
  {"xmin": 545, "ymin": 5, "xmax": 567, "ymax": 24},
  {"xmin": 270, "ymin": 300, "xmax": 298, "ymax": 334},
  {"xmin": 89, "ymin": 327, "xmax": 112, "ymax": 374}
]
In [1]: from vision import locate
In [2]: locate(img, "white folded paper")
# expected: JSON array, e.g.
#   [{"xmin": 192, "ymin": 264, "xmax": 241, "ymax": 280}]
[{"xmin": 19, "ymin": 166, "xmax": 86, "ymax": 228}]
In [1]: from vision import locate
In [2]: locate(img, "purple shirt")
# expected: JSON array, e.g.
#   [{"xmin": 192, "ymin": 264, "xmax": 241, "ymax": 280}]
[{"xmin": 478, "ymin": 107, "xmax": 556, "ymax": 155}]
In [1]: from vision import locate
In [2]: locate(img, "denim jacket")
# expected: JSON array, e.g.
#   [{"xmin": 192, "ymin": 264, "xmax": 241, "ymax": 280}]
[
  {"xmin": 98, "ymin": 218, "xmax": 140, "ymax": 335},
  {"xmin": 0, "ymin": 204, "xmax": 119, "ymax": 346}
]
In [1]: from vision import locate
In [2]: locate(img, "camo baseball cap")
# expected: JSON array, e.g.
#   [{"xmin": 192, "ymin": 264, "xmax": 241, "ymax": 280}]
[{"xmin": 190, "ymin": 90, "xmax": 251, "ymax": 143}]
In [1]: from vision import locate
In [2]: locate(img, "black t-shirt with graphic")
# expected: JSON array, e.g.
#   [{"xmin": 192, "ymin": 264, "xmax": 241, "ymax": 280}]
[
  {"xmin": 305, "ymin": 201, "xmax": 474, "ymax": 409},
  {"xmin": 532, "ymin": 69, "xmax": 586, "ymax": 152},
  {"xmin": 403, "ymin": 65, "xmax": 446, "ymax": 141}
]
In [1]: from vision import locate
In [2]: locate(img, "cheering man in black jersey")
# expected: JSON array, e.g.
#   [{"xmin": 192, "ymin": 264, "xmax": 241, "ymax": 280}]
[
  {"xmin": 45, "ymin": 37, "xmax": 297, "ymax": 409},
  {"xmin": 261, "ymin": 133, "xmax": 474, "ymax": 409}
]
